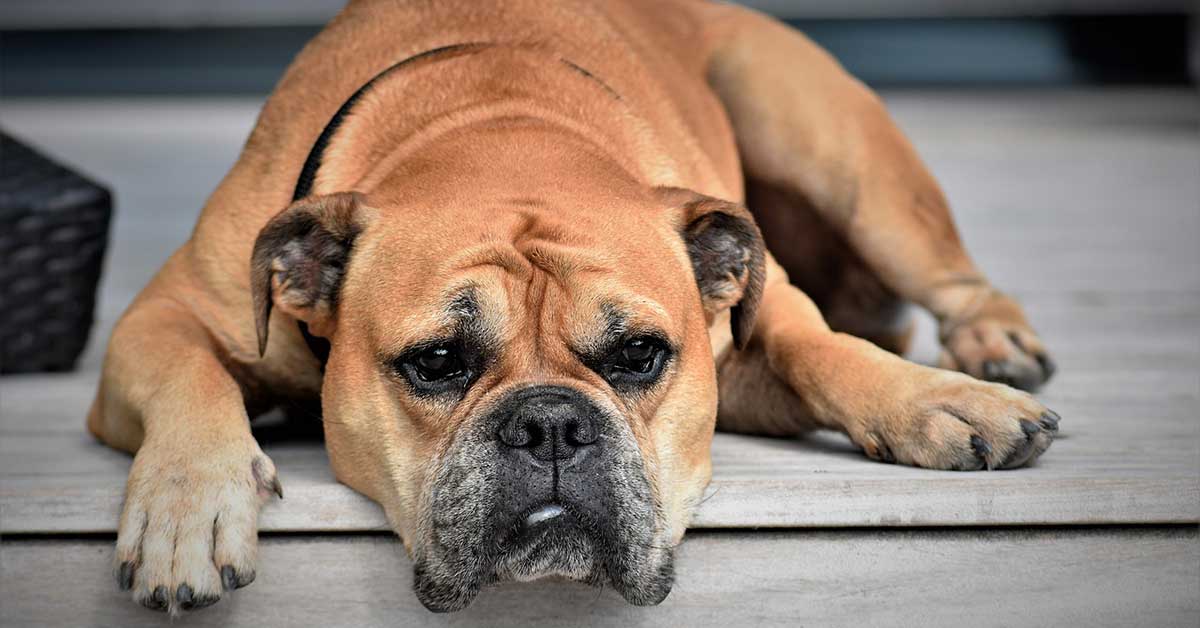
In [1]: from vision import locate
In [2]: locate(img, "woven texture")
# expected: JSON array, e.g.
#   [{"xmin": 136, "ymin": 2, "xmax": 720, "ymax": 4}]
[{"xmin": 0, "ymin": 131, "xmax": 112, "ymax": 374}]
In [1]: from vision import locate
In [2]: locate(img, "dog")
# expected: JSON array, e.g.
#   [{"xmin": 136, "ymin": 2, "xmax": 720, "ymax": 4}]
[{"xmin": 87, "ymin": 0, "xmax": 1059, "ymax": 614}]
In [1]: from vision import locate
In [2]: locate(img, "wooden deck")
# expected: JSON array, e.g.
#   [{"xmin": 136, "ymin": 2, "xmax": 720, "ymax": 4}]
[{"xmin": 2, "ymin": 89, "xmax": 1198, "ymax": 626}]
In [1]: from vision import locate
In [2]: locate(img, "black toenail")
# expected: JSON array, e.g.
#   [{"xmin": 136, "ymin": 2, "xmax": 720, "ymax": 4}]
[
  {"xmin": 1039, "ymin": 410, "xmax": 1061, "ymax": 431},
  {"xmin": 983, "ymin": 361, "xmax": 1001, "ymax": 380},
  {"xmin": 970, "ymin": 435, "xmax": 992, "ymax": 458},
  {"xmin": 192, "ymin": 594, "xmax": 220, "ymax": 609},
  {"xmin": 1020, "ymin": 419, "xmax": 1040, "ymax": 437},
  {"xmin": 118, "ymin": 562, "xmax": 134, "ymax": 591},
  {"xmin": 1036, "ymin": 354, "xmax": 1056, "ymax": 380},
  {"xmin": 149, "ymin": 585, "xmax": 170, "ymax": 611},
  {"xmin": 177, "ymin": 583, "xmax": 193, "ymax": 609},
  {"xmin": 221, "ymin": 565, "xmax": 237, "ymax": 591}
]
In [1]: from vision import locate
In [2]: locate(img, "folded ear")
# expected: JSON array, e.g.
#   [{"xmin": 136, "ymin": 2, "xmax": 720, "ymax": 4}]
[
  {"xmin": 660, "ymin": 187, "xmax": 766, "ymax": 350},
  {"xmin": 250, "ymin": 192, "xmax": 365, "ymax": 357}
]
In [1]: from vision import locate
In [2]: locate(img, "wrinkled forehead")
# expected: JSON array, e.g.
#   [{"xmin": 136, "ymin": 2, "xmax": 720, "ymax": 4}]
[{"xmin": 345, "ymin": 207, "xmax": 696, "ymax": 353}]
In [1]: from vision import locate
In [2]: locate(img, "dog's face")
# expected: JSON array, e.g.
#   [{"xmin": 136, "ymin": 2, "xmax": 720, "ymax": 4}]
[{"xmin": 251, "ymin": 169, "xmax": 763, "ymax": 611}]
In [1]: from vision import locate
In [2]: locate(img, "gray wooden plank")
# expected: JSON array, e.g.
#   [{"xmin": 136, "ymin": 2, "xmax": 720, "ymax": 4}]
[
  {"xmin": 3, "ymin": 528, "xmax": 1198, "ymax": 628},
  {"xmin": 1, "ymin": 91, "xmax": 1197, "ymax": 533}
]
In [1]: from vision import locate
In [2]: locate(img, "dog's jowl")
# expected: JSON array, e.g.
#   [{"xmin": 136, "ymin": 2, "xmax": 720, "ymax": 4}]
[{"xmin": 89, "ymin": 0, "xmax": 1058, "ymax": 614}]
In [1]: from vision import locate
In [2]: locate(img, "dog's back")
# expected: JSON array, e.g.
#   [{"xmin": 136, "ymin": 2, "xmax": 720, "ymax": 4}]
[
  {"xmin": 150, "ymin": 0, "xmax": 742, "ymax": 374},
  {"xmin": 204, "ymin": 0, "xmax": 736, "ymax": 240}
]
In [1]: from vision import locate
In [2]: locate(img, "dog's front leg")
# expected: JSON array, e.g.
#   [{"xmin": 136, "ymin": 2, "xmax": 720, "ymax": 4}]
[
  {"xmin": 721, "ymin": 276, "xmax": 1059, "ymax": 470},
  {"xmin": 89, "ymin": 295, "xmax": 280, "ymax": 614}
]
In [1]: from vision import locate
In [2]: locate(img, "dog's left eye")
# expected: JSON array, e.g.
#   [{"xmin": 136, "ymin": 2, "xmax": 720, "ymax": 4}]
[
  {"xmin": 602, "ymin": 336, "xmax": 670, "ymax": 387},
  {"xmin": 412, "ymin": 345, "xmax": 466, "ymax": 382}
]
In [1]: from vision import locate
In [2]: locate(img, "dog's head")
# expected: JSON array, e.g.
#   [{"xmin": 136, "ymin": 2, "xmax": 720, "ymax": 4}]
[{"xmin": 249, "ymin": 151, "xmax": 764, "ymax": 610}]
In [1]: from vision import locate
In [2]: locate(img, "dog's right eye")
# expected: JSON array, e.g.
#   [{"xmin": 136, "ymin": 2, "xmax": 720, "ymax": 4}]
[{"xmin": 394, "ymin": 343, "xmax": 474, "ymax": 396}]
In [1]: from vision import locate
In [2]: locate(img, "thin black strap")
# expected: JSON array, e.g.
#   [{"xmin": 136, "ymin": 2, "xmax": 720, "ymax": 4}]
[
  {"xmin": 292, "ymin": 42, "xmax": 493, "ymax": 202},
  {"xmin": 290, "ymin": 43, "xmax": 493, "ymax": 368}
]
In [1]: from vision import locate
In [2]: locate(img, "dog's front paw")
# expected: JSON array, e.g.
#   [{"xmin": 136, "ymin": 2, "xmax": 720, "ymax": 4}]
[
  {"xmin": 114, "ymin": 435, "xmax": 281, "ymax": 614},
  {"xmin": 938, "ymin": 291, "xmax": 1055, "ymax": 392},
  {"xmin": 854, "ymin": 370, "xmax": 1060, "ymax": 471}
]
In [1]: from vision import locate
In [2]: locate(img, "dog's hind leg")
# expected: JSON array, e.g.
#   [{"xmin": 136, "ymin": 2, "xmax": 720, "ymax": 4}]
[
  {"xmin": 88, "ymin": 277, "xmax": 279, "ymax": 614},
  {"xmin": 744, "ymin": 181, "xmax": 915, "ymax": 357},
  {"xmin": 698, "ymin": 5, "xmax": 1054, "ymax": 391},
  {"xmin": 716, "ymin": 262, "xmax": 1058, "ymax": 470}
]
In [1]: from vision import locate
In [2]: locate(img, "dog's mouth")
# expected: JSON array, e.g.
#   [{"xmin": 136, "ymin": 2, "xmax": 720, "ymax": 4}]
[
  {"xmin": 415, "ymin": 497, "xmax": 674, "ymax": 612},
  {"xmin": 411, "ymin": 390, "xmax": 676, "ymax": 612},
  {"xmin": 491, "ymin": 502, "xmax": 603, "ymax": 584}
]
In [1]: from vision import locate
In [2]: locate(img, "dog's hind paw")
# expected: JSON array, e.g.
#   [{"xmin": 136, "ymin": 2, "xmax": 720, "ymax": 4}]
[
  {"xmin": 937, "ymin": 291, "xmax": 1055, "ymax": 392},
  {"xmin": 114, "ymin": 436, "xmax": 280, "ymax": 614}
]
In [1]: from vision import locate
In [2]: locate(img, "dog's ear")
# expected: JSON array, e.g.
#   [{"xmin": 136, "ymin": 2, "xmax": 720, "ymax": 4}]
[
  {"xmin": 660, "ymin": 187, "xmax": 766, "ymax": 350},
  {"xmin": 250, "ymin": 192, "xmax": 365, "ymax": 357}
]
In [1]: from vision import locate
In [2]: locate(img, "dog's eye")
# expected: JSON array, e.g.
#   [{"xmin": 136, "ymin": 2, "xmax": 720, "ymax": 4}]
[
  {"xmin": 393, "ymin": 343, "xmax": 474, "ymax": 397},
  {"xmin": 604, "ymin": 336, "xmax": 669, "ymax": 387},
  {"xmin": 616, "ymin": 338, "xmax": 659, "ymax": 373},
  {"xmin": 412, "ymin": 345, "xmax": 465, "ymax": 382}
]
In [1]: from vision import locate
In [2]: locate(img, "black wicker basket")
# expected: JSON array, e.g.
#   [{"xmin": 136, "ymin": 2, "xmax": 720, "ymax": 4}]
[{"xmin": 0, "ymin": 131, "xmax": 113, "ymax": 374}]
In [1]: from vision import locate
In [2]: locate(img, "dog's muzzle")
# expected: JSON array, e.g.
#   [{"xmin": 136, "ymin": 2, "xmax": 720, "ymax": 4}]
[{"xmin": 413, "ymin": 385, "xmax": 674, "ymax": 612}]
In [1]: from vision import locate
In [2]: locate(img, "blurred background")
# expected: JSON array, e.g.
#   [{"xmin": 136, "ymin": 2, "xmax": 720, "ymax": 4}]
[
  {"xmin": 1, "ymin": 0, "xmax": 1196, "ymax": 94},
  {"xmin": 0, "ymin": 0, "xmax": 1197, "ymax": 373}
]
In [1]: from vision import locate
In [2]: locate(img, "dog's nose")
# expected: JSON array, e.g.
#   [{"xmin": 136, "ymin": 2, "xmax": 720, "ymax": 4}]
[{"xmin": 498, "ymin": 388, "xmax": 599, "ymax": 462}]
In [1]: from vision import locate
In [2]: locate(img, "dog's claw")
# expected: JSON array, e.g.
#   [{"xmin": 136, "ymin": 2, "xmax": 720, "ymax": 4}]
[
  {"xmin": 154, "ymin": 585, "xmax": 170, "ymax": 608},
  {"xmin": 221, "ymin": 565, "xmax": 237, "ymax": 591},
  {"xmin": 141, "ymin": 585, "xmax": 170, "ymax": 612},
  {"xmin": 117, "ymin": 561, "xmax": 134, "ymax": 591},
  {"xmin": 177, "ymin": 583, "xmax": 194, "ymax": 610},
  {"xmin": 969, "ymin": 435, "xmax": 993, "ymax": 470},
  {"xmin": 252, "ymin": 455, "xmax": 283, "ymax": 499},
  {"xmin": 221, "ymin": 564, "xmax": 255, "ymax": 591},
  {"xmin": 1038, "ymin": 410, "xmax": 1060, "ymax": 432},
  {"xmin": 982, "ymin": 360, "xmax": 1001, "ymax": 381},
  {"xmin": 1035, "ymin": 353, "xmax": 1057, "ymax": 381},
  {"xmin": 191, "ymin": 593, "xmax": 220, "ymax": 610},
  {"xmin": 996, "ymin": 419, "xmax": 1050, "ymax": 469},
  {"xmin": 175, "ymin": 582, "xmax": 218, "ymax": 611}
]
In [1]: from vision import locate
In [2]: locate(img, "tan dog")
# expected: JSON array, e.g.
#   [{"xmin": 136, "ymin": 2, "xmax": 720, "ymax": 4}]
[{"xmin": 88, "ymin": 0, "xmax": 1059, "ymax": 614}]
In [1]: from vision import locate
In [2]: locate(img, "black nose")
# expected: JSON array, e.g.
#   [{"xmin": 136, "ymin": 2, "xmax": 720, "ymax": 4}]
[{"xmin": 498, "ymin": 387, "xmax": 599, "ymax": 462}]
